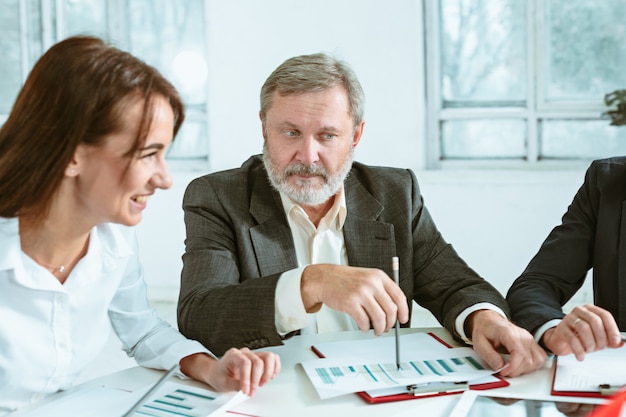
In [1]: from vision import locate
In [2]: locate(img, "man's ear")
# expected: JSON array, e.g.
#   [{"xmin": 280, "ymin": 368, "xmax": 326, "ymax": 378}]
[
  {"xmin": 260, "ymin": 112, "xmax": 268, "ymax": 140},
  {"xmin": 352, "ymin": 121, "xmax": 365, "ymax": 148}
]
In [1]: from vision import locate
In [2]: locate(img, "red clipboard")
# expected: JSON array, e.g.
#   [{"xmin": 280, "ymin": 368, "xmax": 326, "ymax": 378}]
[
  {"xmin": 310, "ymin": 331, "xmax": 509, "ymax": 404},
  {"xmin": 550, "ymin": 356, "xmax": 619, "ymax": 398}
]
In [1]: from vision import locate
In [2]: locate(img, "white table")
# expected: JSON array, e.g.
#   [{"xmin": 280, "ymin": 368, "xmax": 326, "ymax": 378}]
[
  {"xmin": 230, "ymin": 327, "xmax": 562, "ymax": 417},
  {"xmin": 8, "ymin": 327, "xmax": 588, "ymax": 417}
]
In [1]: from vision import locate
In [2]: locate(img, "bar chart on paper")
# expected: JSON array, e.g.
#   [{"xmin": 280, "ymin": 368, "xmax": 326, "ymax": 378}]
[
  {"xmin": 302, "ymin": 349, "xmax": 497, "ymax": 399},
  {"xmin": 128, "ymin": 382, "xmax": 245, "ymax": 417},
  {"xmin": 315, "ymin": 356, "xmax": 486, "ymax": 385}
]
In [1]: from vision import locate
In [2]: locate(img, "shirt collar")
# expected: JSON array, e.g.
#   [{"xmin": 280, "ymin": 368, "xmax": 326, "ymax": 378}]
[{"xmin": 278, "ymin": 188, "xmax": 347, "ymax": 230}]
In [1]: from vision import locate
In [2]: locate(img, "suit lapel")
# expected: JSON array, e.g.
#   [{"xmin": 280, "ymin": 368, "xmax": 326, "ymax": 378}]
[
  {"xmin": 343, "ymin": 172, "xmax": 396, "ymax": 276},
  {"xmin": 246, "ymin": 163, "xmax": 396, "ymax": 277},
  {"xmin": 249, "ymin": 170, "xmax": 298, "ymax": 276}
]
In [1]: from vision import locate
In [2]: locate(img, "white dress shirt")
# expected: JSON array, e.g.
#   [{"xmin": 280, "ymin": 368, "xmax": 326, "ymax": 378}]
[
  {"xmin": 0, "ymin": 218, "xmax": 210, "ymax": 415},
  {"xmin": 273, "ymin": 189, "xmax": 506, "ymax": 342},
  {"xmin": 533, "ymin": 319, "xmax": 563, "ymax": 346}
]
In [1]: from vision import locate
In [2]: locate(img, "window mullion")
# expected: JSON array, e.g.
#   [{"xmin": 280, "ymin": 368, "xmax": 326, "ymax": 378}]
[
  {"xmin": 40, "ymin": 0, "xmax": 55, "ymax": 50},
  {"xmin": 18, "ymin": 0, "xmax": 28, "ymax": 82},
  {"xmin": 424, "ymin": 0, "xmax": 442, "ymax": 169},
  {"xmin": 54, "ymin": 0, "xmax": 64, "ymax": 41},
  {"xmin": 527, "ymin": 0, "xmax": 539, "ymax": 162},
  {"xmin": 107, "ymin": 0, "xmax": 128, "ymax": 47}
]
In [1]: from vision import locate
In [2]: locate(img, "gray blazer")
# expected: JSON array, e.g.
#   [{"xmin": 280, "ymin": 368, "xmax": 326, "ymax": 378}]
[{"xmin": 178, "ymin": 155, "xmax": 508, "ymax": 355}]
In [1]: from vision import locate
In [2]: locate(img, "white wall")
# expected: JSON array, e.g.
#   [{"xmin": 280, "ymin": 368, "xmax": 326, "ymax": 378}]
[{"xmin": 136, "ymin": 0, "xmax": 594, "ymax": 315}]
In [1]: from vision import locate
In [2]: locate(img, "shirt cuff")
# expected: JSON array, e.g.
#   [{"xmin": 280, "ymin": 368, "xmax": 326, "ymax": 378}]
[
  {"xmin": 455, "ymin": 303, "xmax": 507, "ymax": 345},
  {"xmin": 275, "ymin": 267, "xmax": 309, "ymax": 334},
  {"xmin": 534, "ymin": 319, "xmax": 562, "ymax": 344}
]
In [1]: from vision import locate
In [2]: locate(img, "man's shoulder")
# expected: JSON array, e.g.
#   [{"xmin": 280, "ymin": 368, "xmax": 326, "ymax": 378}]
[
  {"xmin": 350, "ymin": 161, "xmax": 414, "ymax": 185},
  {"xmin": 351, "ymin": 160, "xmax": 411, "ymax": 174},
  {"xmin": 588, "ymin": 156, "xmax": 626, "ymax": 186},
  {"xmin": 347, "ymin": 162, "xmax": 418, "ymax": 207},
  {"xmin": 591, "ymin": 156, "xmax": 626, "ymax": 172}
]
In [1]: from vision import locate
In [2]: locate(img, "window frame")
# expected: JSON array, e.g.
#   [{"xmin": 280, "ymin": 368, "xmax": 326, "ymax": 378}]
[
  {"xmin": 1, "ymin": 0, "xmax": 211, "ymax": 171},
  {"xmin": 424, "ymin": 0, "xmax": 613, "ymax": 169}
]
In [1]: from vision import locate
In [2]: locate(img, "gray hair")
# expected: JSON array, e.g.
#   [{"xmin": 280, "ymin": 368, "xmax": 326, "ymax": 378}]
[{"xmin": 260, "ymin": 53, "xmax": 365, "ymax": 127}]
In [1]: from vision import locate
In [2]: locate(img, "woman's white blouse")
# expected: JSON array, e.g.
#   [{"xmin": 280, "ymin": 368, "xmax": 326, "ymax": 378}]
[{"xmin": 0, "ymin": 218, "xmax": 210, "ymax": 415}]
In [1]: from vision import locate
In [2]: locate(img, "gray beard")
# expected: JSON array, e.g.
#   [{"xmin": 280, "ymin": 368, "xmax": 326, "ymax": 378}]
[{"xmin": 262, "ymin": 144, "xmax": 354, "ymax": 207}]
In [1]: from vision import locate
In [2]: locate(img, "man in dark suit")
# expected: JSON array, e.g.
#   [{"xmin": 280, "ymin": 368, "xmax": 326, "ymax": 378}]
[
  {"xmin": 178, "ymin": 53, "xmax": 545, "ymax": 377},
  {"xmin": 507, "ymin": 158, "xmax": 625, "ymax": 360}
]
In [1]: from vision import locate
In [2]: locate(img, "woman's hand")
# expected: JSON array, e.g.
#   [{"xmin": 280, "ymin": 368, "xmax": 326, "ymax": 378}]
[{"xmin": 179, "ymin": 348, "xmax": 281, "ymax": 396}]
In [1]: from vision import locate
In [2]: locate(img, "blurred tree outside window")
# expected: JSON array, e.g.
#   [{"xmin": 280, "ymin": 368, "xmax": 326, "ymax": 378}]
[
  {"xmin": 0, "ymin": 0, "xmax": 209, "ymax": 167},
  {"xmin": 3, "ymin": 1, "xmax": 624, "ymax": 169},
  {"xmin": 426, "ymin": 0, "xmax": 626, "ymax": 167}
]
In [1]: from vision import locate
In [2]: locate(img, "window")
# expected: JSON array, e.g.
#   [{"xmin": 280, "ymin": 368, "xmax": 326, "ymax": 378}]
[
  {"xmin": 0, "ymin": 0, "xmax": 209, "ymax": 167},
  {"xmin": 425, "ymin": 0, "xmax": 626, "ymax": 168}
]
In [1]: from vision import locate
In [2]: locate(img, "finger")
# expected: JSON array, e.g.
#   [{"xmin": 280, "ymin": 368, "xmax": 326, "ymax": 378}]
[
  {"xmin": 258, "ymin": 352, "xmax": 281, "ymax": 386},
  {"xmin": 473, "ymin": 335, "xmax": 505, "ymax": 372},
  {"xmin": 269, "ymin": 352, "xmax": 281, "ymax": 379},
  {"xmin": 572, "ymin": 318, "xmax": 599, "ymax": 352},
  {"xmin": 384, "ymin": 279, "xmax": 409, "ymax": 324},
  {"xmin": 577, "ymin": 305, "xmax": 622, "ymax": 348},
  {"xmin": 503, "ymin": 352, "xmax": 538, "ymax": 377},
  {"xmin": 525, "ymin": 344, "xmax": 547, "ymax": 375},
  {"xmin": 351, "ymin": 304, "xmax": 374, "ymax": 333},
  {"xmin": 230, "ymin": 349, "xmax": 252, "ymax": 395},
  {"xmin": 572, "ymin": 307, "xmax": 610, "ymax": 351},
  {"xmin": 497, "ymin": 340, "xmax": 527, "ymax": 377},
  {"xmin": 593, "ymin": 307, "xmax": 622, "ymax": 346},
  {"xmin": 567, "ymin": 330, "xmax": 587, "ymax": 361},
  {"xmin": 339, "ymin": 289, "xmax": 374, "ymax": 333},
  {"xmin": 373, "ymin": 291, "xmax": 399, "ymax": 332},
  {"xmin": 244, "ymin": 352, "xmax": 264, "ymax": 396},
  {"xmin": 361, "ymin": 297, "xmax": 387, "ymax": 335}
]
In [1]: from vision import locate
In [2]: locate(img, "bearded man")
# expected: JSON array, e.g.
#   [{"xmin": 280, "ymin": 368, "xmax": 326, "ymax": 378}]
[{"xmin": 177, "ymin": 53, "xmax": 546, "ymax": 378}]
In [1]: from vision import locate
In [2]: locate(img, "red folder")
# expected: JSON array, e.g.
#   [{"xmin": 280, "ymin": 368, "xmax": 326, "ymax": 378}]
[
  {"xmin": 550, "ymin": 356, "xmax": 623, "ymax": 398},
  {"xmin": 310, "ymin": 331, "xmax": 509, "ymax": 404}
]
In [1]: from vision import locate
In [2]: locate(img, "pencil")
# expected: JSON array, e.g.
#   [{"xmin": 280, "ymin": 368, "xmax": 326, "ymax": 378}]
[{"xmin": 392, "ymin": 256, "xmax": 400, "ymax": 370}]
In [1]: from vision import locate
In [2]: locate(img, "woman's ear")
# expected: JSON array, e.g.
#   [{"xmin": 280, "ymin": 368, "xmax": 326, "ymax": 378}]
[{"xmin": 65, "ymin": 145, "xmax": 84, "ymax": 177}]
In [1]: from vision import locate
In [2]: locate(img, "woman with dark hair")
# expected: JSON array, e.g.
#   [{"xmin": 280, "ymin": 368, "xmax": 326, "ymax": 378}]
[{"xmin": 0, "ymin": 36, "xmax": 279, "ymax": 415}]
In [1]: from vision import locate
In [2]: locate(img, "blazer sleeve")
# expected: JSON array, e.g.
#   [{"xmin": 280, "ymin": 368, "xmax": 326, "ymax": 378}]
[
  {"xmin": 177, "ymin": 176, "xmax": 284, "ymax": 356},
  {"xmin": 506, "ymin": 162, "xmax": 599, "ymax": 333}
]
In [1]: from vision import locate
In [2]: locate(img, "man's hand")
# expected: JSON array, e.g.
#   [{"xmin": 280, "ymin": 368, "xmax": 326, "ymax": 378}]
[
  {"xmin": 300, "ymin": 264, "xmax": 410, "ymax": 335},
  {"xmin": 542, "ymin": 304, "xmax": 623, "ymax": 361},
  {"xmin": 468, "ymin": 310, "xmax": 547, "ymax": 377}
]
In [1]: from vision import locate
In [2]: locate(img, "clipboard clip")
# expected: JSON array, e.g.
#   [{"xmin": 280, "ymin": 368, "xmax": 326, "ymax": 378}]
[
  {"xmin": 598, "ymin": 384, "xmax": 626, "ymax": 396},
  {"xmin": 406, "ymin": 381, "xmax": 469, "ymax": 396}
]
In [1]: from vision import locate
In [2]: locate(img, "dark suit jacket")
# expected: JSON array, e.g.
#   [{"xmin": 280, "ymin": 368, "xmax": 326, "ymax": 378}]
[
  {"xmin": 178, "ymin": 155, "xmax": 509, "ymax": 355},
  {"xmin": 507, "ymin": 157, "xmax": 626, "ymax": 334}
]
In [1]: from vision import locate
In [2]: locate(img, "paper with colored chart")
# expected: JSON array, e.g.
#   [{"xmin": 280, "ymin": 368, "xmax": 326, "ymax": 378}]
[
  {"xmin": 301, "ymin": 345, "xmax": 498, "ymax": 399},
  {"xmin": 126, "ymin": 381, "xmax": 247, "ymax": 417},
  {"xmin": 15, "ymin": 381, "xmax": 246, "ymax": 417}
]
